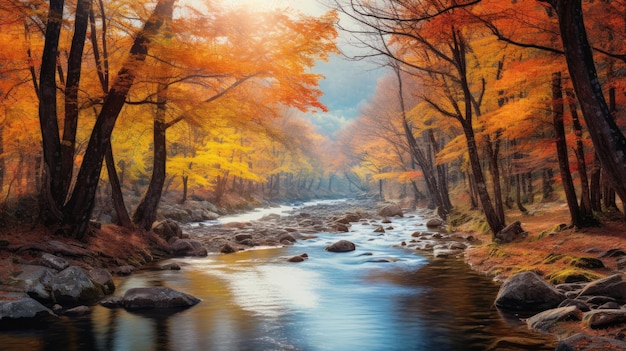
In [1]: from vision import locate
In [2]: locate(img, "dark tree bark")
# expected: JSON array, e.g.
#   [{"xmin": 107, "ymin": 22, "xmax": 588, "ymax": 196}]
[
  {"xmin": 105, "ymin": 144, "xmax": 132, "ymax": 228},
  {"xmin": 60, "ymin": 0, "xmax": 92, "ymax": 201},
  {"xmin": 566, "ymin": 88, "xmax": 593, "ymax": 219},
  {"xmin": 551, "ymin": 0, "xmax": 626, "ymax": 217},
  {"xmin": 552, "ymin": 72, "xmax": 584, "ymax": 227},
  {"xmin": 61, "ymin": 0, "xmax": 176, "ymax": 238},
  {"xmin": 38, "ymin": 0, "xmax": 65, "ymax": 221},
  {"xmin": 515, "ymin": 174, "xmax": 527, "ymax": 213}
]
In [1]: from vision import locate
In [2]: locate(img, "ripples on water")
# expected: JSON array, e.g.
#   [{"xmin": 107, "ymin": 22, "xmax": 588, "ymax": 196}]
[{"xmin": 0, "ymin": 201, "xmax": 557, "ymax": 351}]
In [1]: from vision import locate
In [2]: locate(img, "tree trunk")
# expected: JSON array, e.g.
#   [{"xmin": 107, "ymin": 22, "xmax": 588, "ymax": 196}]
[
  {"xmin": 515, "ymin": 174, "xmax": 527, "ymax": 213},
  {"xmin": 554, "ymin": 0, "xmax": 626, "ymax": 216},
  {"xmin": 552, "ymin": 72, "xmax": 584, "ymax": 227},
  {"xmin": 485, "ymin": 135, "xmax": 505, "ymax": 223},
  {"xmin": 132, "ymin": 82, "xmax": 168, "ymax": 231},
  {"xmin": 181, "ymin": 175, "xmax": 188, "ymax": 204},
  {"xmin": 590, "ymin": 156, "xmax": 602, "ymax": 212},
  {"xmin": 62, "ymin": 0, "xmax": 175, "ymax": 238},
  {"xmin": 60, "ymin": 0, "xmax": 91, "ymax": 203},
  {"xmin": 38, "ymin": 0, "xmax": 65, "ymax": 222},
  {"xmin": 566, "ymin": 88, "xmax": 593, "ymax": 218},
  {"xmin": 105, "ymin": 143, "xmax": 132, "ymax": 228}
]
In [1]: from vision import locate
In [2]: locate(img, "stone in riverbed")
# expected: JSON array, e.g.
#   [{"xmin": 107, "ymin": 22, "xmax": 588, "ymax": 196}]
[
  {"xmin": 122, "ymin": 287, "xmax": 201, "ymax": 310},
  {"xmin": 581, "ymin": 309, "xmax": 626, "ymax": 329},
  {"xmin": 171, "ymin": 239, "xmax": 208, "ymax": 257},
  {"xmin": 526, "ymin": 306, "xmax": 582, "ymax": 333},
  {"xmin": 495, "ymin": 271, "xmax": 565, "ymax": 312},
  {"xmin": 577, "ymin": 274, "xmax": 626, "ymax": 302},
  {"xmin": 556, "ymin": 333, "xmax": 626, "ymax": 351},
  {"xmin": 426, "ymin": 218, "xmax": 445, "ymax": 228},
  {"xmin": 376, "ymin": 204, "xmax": 403, "ymax": 217},
  {"xmin": 50, "ymin": 266, "xmax": 104, "ymax": 305},
  {"xmin": 0, "ymin": 295, "xmax": 58, "ymax": 329},
  {"xmin": 325, "ymin": 240, "xmax": 356, "ymax": 252}
]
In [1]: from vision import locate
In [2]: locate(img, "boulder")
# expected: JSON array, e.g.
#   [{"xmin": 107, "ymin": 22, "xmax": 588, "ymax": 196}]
[
  {"xmin": 495, "ymin": 271, "xmax": 565, "ymax": 311},
  {"xmin": 526, "ymin": 306, "xmax": 582, "ymax": 333},
  {"xmin": 39, "ymin": 253, "xmax": 69, "ymax": 271},
  {"xmin": 494, "ymin": 221, "xmax": 527, "ymax": 243},
  {"xmin": 100, "ymin": 296, "xmax": 124, "ymax": 308},
  {"xmin": 577, "ymin": 274, "xmax": 626, "ymax": 302},
  {"xmin": 234, "ymin": 234, "xmax": 253, "ymax": 242},
  {"xmin": 426, "ymin": 218, "xmax": 445, "ymax": 228},
  {"xmin": 581, "ymin": 309, "xmax": 626, "ymax": 329},
  {"xmin": 50, "ymin": 266, "xmax": 104, "ymax": 304},
  {"xmin": 220, "ymin": 243, "xmax": 236, "ymax": 254},
  {"xmin": 0, "ymin": 296, "xmax": 58, "ymax": 329},
  {"xmin": 376, "ymin": 204, "xmax": 403, "ymax": 217},
  {"xmin": 325, "ymin": 240, "xmax": 356, "ymax": 253},
  {"xmin": 88, "ymin": 268, "xmax": 115, "ymax": 295},
  {"xmin": 171, "ymin": 239, "xmax": 208, "ymax": 257},
  {"xmin": 63, "ymin": 305, "xmax": 91, "ymax": 316},
  {"xmin": 152, "ymin": 219, "xmax": 182, "ymax": 241},
  {"xmin": 123, "ymin": 287, "xmax": 201, "ymax": 310},
  {"xmin": 556, "ymin": 333, "xmax": 626, "ymax": 351},
  {"xmin": 14, "ymin": 265, "xmax": 56, "ymax": 301}
]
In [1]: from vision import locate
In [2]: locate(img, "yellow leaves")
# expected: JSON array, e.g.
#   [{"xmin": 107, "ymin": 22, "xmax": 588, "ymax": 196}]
[{"xmin": 372, "ymin": 171, "xmax": 424, "ymax": 183}]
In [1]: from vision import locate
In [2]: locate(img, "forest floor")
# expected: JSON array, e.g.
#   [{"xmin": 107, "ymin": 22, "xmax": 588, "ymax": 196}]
[{"xmin": 461, "ymin": 200, "xmax": 626, "ymax": 342}]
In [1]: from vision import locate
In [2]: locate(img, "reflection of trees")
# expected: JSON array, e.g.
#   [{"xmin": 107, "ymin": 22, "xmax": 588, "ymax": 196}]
[
  {"xmin": 369, "ymin": 259, "xmax": 556, "ymax": 351},
  {"xmin": 44, "ymin": 313, "xmax": 97, "ymax": 351}
]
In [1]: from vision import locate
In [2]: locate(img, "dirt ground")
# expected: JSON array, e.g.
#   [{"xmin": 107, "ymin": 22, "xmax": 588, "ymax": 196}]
[{"xmin": 463, "ymin": 201, "xmax": 626, "ymax": 283}]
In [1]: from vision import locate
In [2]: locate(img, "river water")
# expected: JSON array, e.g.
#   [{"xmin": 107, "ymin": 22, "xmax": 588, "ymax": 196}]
[{"xmin": 0, "ymin": 200, "xmax": 557, "ymax": 351}]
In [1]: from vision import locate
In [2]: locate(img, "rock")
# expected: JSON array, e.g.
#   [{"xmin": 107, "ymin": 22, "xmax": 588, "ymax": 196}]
[
  {"xmin": 64, "ymin": 305, "xmax": 91, "ymax": 316},
  {"xmin": 558, "ymin": 299, "xmax": 591, "ymax": 312},
  {"xmin": 160, "ymin": 263, "xmax": 181, "ymax": 270},
  {"xmin": 494, "ymin": 221, "xmax": 527, "ymax": 243},
  {"xmin": 373, "ymin": 226, "xmax": 385, "ymax": 233},
  {"xmin": 597, "ymin": 249, "xmax": 626, "ymax": 258},
  {"xmin": 14, "ymin": 265, "xmax": 56, "ymax": 301},
  {"xmin": 100, "ymin": 296, "xmax": 124, "ymax": 308},
  {"xmin": 220, "ymin": 243, "xmax": 236, "ymax": 254},
  {"xmin": 152, "ymin": 219, "xmax": 182, "ymax": 241},
  {"xmin": 570, "ymin": 257, "xmax": 605, "ymax": 269},
  {"xmin": 0, "ymin": 296, "xmax": 58, "ymax": 329},
  {"xmin": 335, "ymin": 212, "xmax": 361, "ymax": 224},
  {"xmin": 331, "ymin": 223, "xmax": 350, "ymax": 232},
  {"xmin": 89, "ymin": 268, "xmax": 115, "ymax": 295},
  {"xmin": 582, "ymin": 309, "xmax": 626, "ymax": 329},
  {"xmin": 112, "ymin": 265, "xmax": 135, "ymax": 276},
  {"xmin": 495, "ymin": 271, "xmax": 565, "ymax": 311},
  {"xmin": 426, "ymin": 218, "xmax": 445, "ymax": 228},
  {"xmin": 618, "ymin": 257, "xmax": 626, "ymax": 270},
  {"xmin": 556, "ymin": 333, "xmax": 626, "ymax": 351},
  {"xmin": 325, "ymin": 240, "xmax": 356, "ymax": 253},
  {"xmin": 234, "ymin": 234, "xmax": 253, "ymax": 242},
  {"xmin": 50, "ymin": 266, "xmax": 104, "ymax": 304},
  {"xmin": 39, "ymin": 253, "xmax": 69, "ymax": 271},
  {"xmin": 433, "ymin": 248, "xmax": 464, "ymax": 258},
  {"xmin": 526, "ymin": 306, "xmax": 582, "ymax": 333},
  {"xmin": 278, "ymin": 233, "xmax": 297, "ymax": 243},
  {"xmin": 47, "ymin": 240, "xmax": 94, "ymax": 257},
  {"xmin": 577, "ymin": 274, "xmax": 626, "ymax": 302},
  {"xmin": 287, "ymin": 255, "xmax": 305, "ymax": 262},
  {"xmin": 123, "ymin": 287, "xmax": 201, "ymax": 310},
  {"xmin": 171, "ymin": 239, "xmax": 208, "ymax": 257},
  {"xmin": 376, "ymin": 204, "xmax": 403, "ymax": 217}
]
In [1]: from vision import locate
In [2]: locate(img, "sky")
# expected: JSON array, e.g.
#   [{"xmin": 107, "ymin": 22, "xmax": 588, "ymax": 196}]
[{"xmin": 232, "ymin": 0, "xmax": 387, "ymax": 136}]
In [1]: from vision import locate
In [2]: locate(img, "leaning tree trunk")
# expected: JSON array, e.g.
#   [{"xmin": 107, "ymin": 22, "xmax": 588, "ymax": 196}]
[
  {"xmin": 566, "ymin": 88, "xmax": 593, "ymax": 219},
  {"xmin": 554, "ymin": 0, "xmax": 626, "ymax": 217},
  {"xmin": 105, "ymin": 143, "xmax": 132, "ymax": 228},
  {"xmin": 62, "ymin": 0, "xmax": 176, "ymax": 239}
]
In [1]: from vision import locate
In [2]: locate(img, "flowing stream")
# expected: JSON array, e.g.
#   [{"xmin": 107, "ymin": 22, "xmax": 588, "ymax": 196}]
[{"xmin": 0, "ymin": 200, "xmax": 557, "ymax": 350}]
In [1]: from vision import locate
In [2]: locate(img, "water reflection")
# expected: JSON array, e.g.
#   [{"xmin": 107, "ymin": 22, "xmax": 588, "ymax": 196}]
[{"xmin": 0, "ymin": 206, "xmax": 557, "ymax": 351}]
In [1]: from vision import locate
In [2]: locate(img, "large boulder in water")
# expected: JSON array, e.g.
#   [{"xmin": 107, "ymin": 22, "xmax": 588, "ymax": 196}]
[
  {"xmin": 123, "ymin": 287, "xmax": 201, "ymax": 310},
  {"xmin": 325, "ymin": 240, "xmax": 356, "ymax": 252},
  {"xmin": 152, "ymin": 219, "xmax": 182, "ymax": 241},
  {"xmin": 495, "ymin": 271, "xmax": 565, "ymax": 311},
  {"xmin": 170, "ymin": 239, "xmax": 208, "ymax": 257},
  {"xmin": 0, "ymin": 294, "xmax": 58, "ymax": 329},
  {"xmin": 376, "ymin": 204, "xmax": 403, "ymax": 217}
]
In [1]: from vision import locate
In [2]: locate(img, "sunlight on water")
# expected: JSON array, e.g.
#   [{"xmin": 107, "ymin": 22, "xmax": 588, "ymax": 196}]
[{"xmin": 209, "ymin": 265, "xmax": 321, "ymax": 317}]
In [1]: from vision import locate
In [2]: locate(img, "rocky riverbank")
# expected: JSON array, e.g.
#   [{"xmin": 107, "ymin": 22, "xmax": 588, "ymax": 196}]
[{"xmin": 2, "ymin": 197, "xmax": 626, "ymax": 351}]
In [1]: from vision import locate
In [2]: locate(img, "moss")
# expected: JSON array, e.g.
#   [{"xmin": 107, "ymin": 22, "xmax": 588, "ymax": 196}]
[
  {"xmin": 567, "ymin": 257, "xmax": 605, "ymax": 269},
  {"xmin": 546, "ymin": 268, "xmax": 602, "ymax": 284},
  {"xmin": 543, "ymin": 253, "xmax": 566, "ymax": 264}
]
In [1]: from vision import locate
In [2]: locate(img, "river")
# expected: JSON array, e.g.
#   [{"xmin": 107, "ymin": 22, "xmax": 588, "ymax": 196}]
[{"xmin": 0, "ymin": 200, "xmax": 557, "ymax": 350}]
